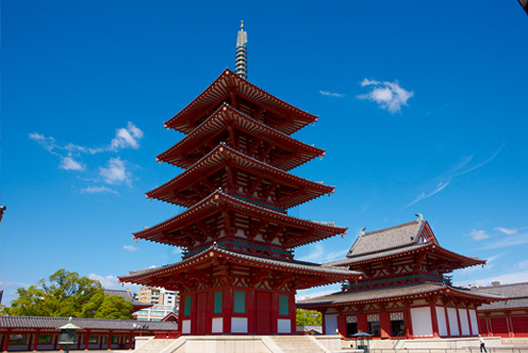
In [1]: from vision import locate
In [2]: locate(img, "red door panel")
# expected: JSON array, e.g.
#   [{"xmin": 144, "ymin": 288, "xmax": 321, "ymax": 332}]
[
  {"xmin": 256, "ymin": 292, "xmax": 271, "ymax": 334},
  {"xmin": 196, "ymin": 293, "xmax": 207, "ymax": 334}
]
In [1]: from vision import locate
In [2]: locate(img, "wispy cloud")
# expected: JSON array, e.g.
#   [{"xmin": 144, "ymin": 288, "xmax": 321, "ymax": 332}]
[
  {"xmin": 81, "ymin": 186, "xmax": 117, "ymax": 194},
  {"xmin": 60, "ymin": 155, "xmax": 84, "ymax": 171},
  {"xmin": 320, "ymin": 90, "xmax": 345, "ymax": 98},
  {"xmin": 468, "ymin": 229, "xmax": 490, "ymax": 241},
  {"xmin": 297, "ymin": 243, "xmax": 347, "ymax": 263},
  {"xmin": 405, "ymin": 145, "xmax": 504, "ymax": 208},
  {"xmin": 476, "ymin": 230, "xmax": 528, "ymax": 250},
  {"xmin": 123, "ymin": 245, "xmax": 139, "ymax": 252},
  {"xmin": 88, "ymin": 273, "xmax": 120, "ymax": 289},
  {"xmin": 357, "ymin": 79, "xmax": 414, "ymax": 114},
  {"xmin": 100, "ymin": 157, "xmax": 130, "ymax": 185},
  {"xmin": 494, "ymin": 227, "xmax": 517, "ymax": 235}
]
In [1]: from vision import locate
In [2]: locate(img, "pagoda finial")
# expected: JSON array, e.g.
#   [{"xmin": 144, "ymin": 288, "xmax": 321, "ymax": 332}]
[{"xmin": 235, "ymin": 20, "xmax": 248, "ymax": 79}]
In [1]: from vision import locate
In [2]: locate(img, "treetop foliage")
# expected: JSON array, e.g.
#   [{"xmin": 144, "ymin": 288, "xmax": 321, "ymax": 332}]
[{"xmin": 0, "ymin": 269, "xmax": 132, "ymax": 320}]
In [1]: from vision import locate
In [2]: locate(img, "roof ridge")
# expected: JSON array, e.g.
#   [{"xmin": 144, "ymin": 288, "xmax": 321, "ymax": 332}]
[{"xmin": 363, "ymin": 220, "xmax": 421, "ymax": 236}]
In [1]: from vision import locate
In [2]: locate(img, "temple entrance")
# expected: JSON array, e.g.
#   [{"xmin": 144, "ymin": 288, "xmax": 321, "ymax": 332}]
[
  {"xmin": 255, "ymin": 292, "xmax": 271, "ymax": 334},
  {"xmin": 196, "ymin": 293, "xmax": 207, "ymax": 334}
]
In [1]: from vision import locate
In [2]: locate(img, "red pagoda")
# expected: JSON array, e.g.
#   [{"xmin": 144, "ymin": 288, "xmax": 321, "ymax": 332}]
[
  {"xmin": 297, "ymin": 216, "xmax": 504, "ymax": 339},
  {"xmin": 118, "ymin": 22, "xmax": 361, "ymax": 336}
]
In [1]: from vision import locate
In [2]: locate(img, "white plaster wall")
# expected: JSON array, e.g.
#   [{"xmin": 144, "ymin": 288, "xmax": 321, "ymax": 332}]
[
  {"xmin": 411, "ymin": 307, "xmax": 433, "ymax": 337},
  {"xmin": 469, "ymin": 309, "xmax": 479, "ymax": 335},
  {"xmin": 182, "ymin": 320, "xmax": 191, "ymax": 334},
  {"xmin": 277, "ymin": 319, "xmax": 291, "ymax": 333},
  {"xmin": 324, "ymin": 314, "xmax": 338, "ymax": 335},
  {"xmin": 447, "ymin": 307, "xmax": 459, "ymax": 336},
  {"xmin": 231, "ymin": 317, "xmax": 248, "ymax": 333},
  {"xmin": 436, "ymin": 307, "xmax": 448, "ymax": 336},
  {"xmin": 458, "ymin": 308, "xmax": 470, "ymax": 336},
  {"xmin": 212, "ymin": 317, "xmax": 223, "ymax": 333}
]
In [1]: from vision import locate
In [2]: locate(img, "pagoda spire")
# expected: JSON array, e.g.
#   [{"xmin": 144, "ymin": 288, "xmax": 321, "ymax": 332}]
[{"xmin": 235, "ymin": 20, "xmax": 248, "ymax": 79}]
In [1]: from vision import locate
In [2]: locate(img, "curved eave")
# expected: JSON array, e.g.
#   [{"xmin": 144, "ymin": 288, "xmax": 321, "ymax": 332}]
[
  {"xmin": 118, "ymin": 246, "xmax": 361, "ymax": 289},
  {"xmin": 158, "ymin": 104, "xmax": 324, "ymax": 171},
  {"xmin": 134, "ymin": 192, "xmax": 347, "ymax": 248},
  {"xmin": 148, "ymin": 145, "xmax": 334, "ymax": 209},
  {"xmin": 297, "ymin": 284, "xmax": 504, "ymax": 310},
  {"xmin": 164, "ymin": 69, "xmax": 317, "ymax": 135},
  {"xmin": 329, "ymin": 243, "xmax": 486, "ymax": 270}
]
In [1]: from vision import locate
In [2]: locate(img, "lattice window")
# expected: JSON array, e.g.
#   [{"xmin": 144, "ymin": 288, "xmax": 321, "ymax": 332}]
[
  {"xmin": 346, "ymin": 316, "xmax": 357, "ymax": 324},
  {"xmin": 367, "ymin": 314, "xmax": 379, "ymax": 322},
  {"xmin": 390, "ymin": 312, "xmax": 404, "ymax": 321}
]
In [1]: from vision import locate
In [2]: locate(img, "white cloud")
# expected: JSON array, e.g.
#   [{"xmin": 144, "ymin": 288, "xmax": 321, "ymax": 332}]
[
  {"xmin": 495, "ymin": 227, "xmax": 517, "ymax": 235},
  {"xmin": 297, "ymin": 243, "xmax": 347, "ymax": 263},
  {"xmin": 88, "ymin": 273, "xmax": 120, "ymax": 289},
  {"xmin": 469, "ymin": 229, "xmax": 490, "ymax": 241},
  {"xmin": 469, "ymin": 268, "xmax": 528, "ymax": 287},
  {"xmin": 123, "ymin": 245, "xmax": 139, "ymax": 252},
  {"xmin": 99, "ymin": 157, "xmax": 130, "ymax": 185},
  {"xmin": 59, "ymin": 155, "xmax": 84, "ymax": 171},
  {"xmin": 29, "ymin": 133, "xmax": 57, "ymax": 153},
  {"xmin": 477, "ymin": 231, "xmax": 528, "ymax": 250},
  {"xmin": 172, "ymin": 247, "xmax": 183, "ymax": 255},
  {"xmin": 110, "ymin": 122, "xmax": 144, "ymax": 150},
  {"xmin": 319, "ymin": 90, "xmax": 345, "ymax": 98},
  {"xmin": 357, "ymin": 79, "xmax": 413, "ymax": 114},
  {"xmin": 81, "ymin": 186, "xmax": 117, "ymax": 194}
]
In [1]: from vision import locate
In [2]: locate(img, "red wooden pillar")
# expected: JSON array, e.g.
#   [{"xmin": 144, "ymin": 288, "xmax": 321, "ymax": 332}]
[
  {"xmin": 99, "ymin": 334, "xmax": 103, "ymax": 350},
  {"xmin": 337, "ymin": 312, "xmax": 347, "ymax": 337},
  {"xmin": 455, "ymin": 304, "xmax": 462, "ymax": 337},
  {"xmin": 270, "ymin": 292, "xmax": 278, "ymax": 334},
  {"xmin": 357, "ymin": 313, "xmax": 368, "ymax": 334},
  {"xmin": 289, "ymin": 293, "xmax": 296, "ymax": 335},
  {"xmin": 128, "ymin": 333, "xmax": 133, "ymax": 350},
  {"xmin": 247, "ymin": 289, "xmax": 255, "ymax": 334},
  {"xmin": 319, "ymin": 309, "xmax": 326, "ymax": 335},
  {"xmin": 27, "ymin": 332, "xmax": 33, "ymax": 351},
  {"xmin": 429, "ymin": 296, "xmax": 439, "ymax": 338},
  {"xmin": 403, "ymin": 301, "xmax": 413, "ymax": 339},
  {"xmin": 3, "ymin": 329, "xmax": 11, "ymax": 352},
  {"xmin": 223, "ymin": 287, "xmax": 233, "ymax": 334},
  {"xmin": 53, "ymin": 334, "xmax": 58, "ymax": 351},
  {"xmin": 505, "ymin": 312, "xmax": 513, "ymax": 337},
  {"xmin": 107, "ymin": 331, "xmax": 112, "ymax": 350},
  {"xmin": 84, "ymin": 330, "xmax": 90, "ymax": 350},
  {"xmin": 379, "ymin": 302, "xmax": 391, "ymax": 339},
  {"xmin": 466, "ymin": 306, "xmax": 473, "ymax": 336},
  {"xmin": 33, "ymin": 330, "xmax": 40, "ymax": 351},
  {"xmin": 444, "ymin": 306, "xmax": 451, "ymax": 337}
]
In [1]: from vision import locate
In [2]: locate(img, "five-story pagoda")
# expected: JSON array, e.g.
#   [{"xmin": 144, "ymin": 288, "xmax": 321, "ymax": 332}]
[{"xmin": 118, "ymin": 22, "xmax": 361, "ymax": 335}]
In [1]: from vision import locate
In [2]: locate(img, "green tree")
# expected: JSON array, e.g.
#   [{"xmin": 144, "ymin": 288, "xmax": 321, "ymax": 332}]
[
  {"xmin": 296, "ymin": 308, "xmax": 322, "ymax": 325},
  {"xmin": 1, "ymin": 269, "xmax": 131, "ymax": 319},
  {"xmin": 94, "ymin": 294, "xmax": 133, "ymax": 320}
]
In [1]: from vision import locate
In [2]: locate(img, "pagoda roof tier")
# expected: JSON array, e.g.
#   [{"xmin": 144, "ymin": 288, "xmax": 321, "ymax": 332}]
[
  {"xmin": 164, "ymin": 69, "xmax": 317, "ymax": 135},
  {"xmin": 325, "ymin": 242, "xmax": 485, "ymax": 273},
  {"xmin": 296, "ymin": 281, "xmax": 505, "ymax": 309},
  {"xmin": 148, "ymin": 144, "xmax": 334, "ymax": 210},
  {"xmin": 134, "ymin": 191, "xmax": 347, "ymax": 249},
  {"xmin": 158, "ymin": 104, "xmax": 324, "ymax": 171},
  {"xmin": 118, "ymin": 245, "xmax": 362, "ymax": 291}
]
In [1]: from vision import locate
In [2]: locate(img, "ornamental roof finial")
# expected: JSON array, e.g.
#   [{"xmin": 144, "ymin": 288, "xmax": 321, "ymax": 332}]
[{"xmin": 235, "ymin": 20, "xmax": 248, "ymax": 80}]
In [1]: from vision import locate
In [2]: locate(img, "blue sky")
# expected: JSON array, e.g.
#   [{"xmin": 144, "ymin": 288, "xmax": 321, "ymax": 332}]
[{"xmin": 1, "ymin": 1, "xmax": 527, "ymax": 304}]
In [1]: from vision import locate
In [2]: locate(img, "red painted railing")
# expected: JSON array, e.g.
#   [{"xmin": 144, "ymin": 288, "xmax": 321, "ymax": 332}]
[{"xmin": 154, "ymin": 332, "xmax": 181, "ymax": 339}]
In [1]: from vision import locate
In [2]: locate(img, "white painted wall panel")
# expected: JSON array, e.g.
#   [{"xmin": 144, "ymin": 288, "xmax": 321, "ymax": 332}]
[
  {"xmin": 436, "ymin": 307, "xmax": 448, "ymax": 337},
  {"xmin": 325, "ymin": 314, "xmax": 338, "ymax": 335},
  {"xmin": 411, "ymin": 307, "xmax": 433, "ymax": 337},
  {"xmin": 277, "ymin": 319, "xmax": 291, "ymax": 333},
  {"xmin": 447, "ymin": 308, "xmax": 459, "ymax": 336},
  {"xmin": 458, "ymin": 308, "xmax": 470, "ymax": 335},
  {"xmin": 231, "ymin": 317, "xmax": 248, "ymax": 333},
  {"xmin": 469, "ymin": 309, "xmax": 479, "ymax": 335},
  {"xmin": 212, "ymin": 318, "xmax": 223, "ymax": 333},
  {"xmin": 182, "ymin": 320, "xmax": 191, "ymax": 334}
]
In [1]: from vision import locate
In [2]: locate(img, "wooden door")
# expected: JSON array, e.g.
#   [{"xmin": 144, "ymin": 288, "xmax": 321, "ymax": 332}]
[
  {"xmin": 255, "ymin": 292, "xmax": 271, "ymax": 334},
  {"xmin": 196, "ymin": 293, "xmax": 207, "ymax": 334}
]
